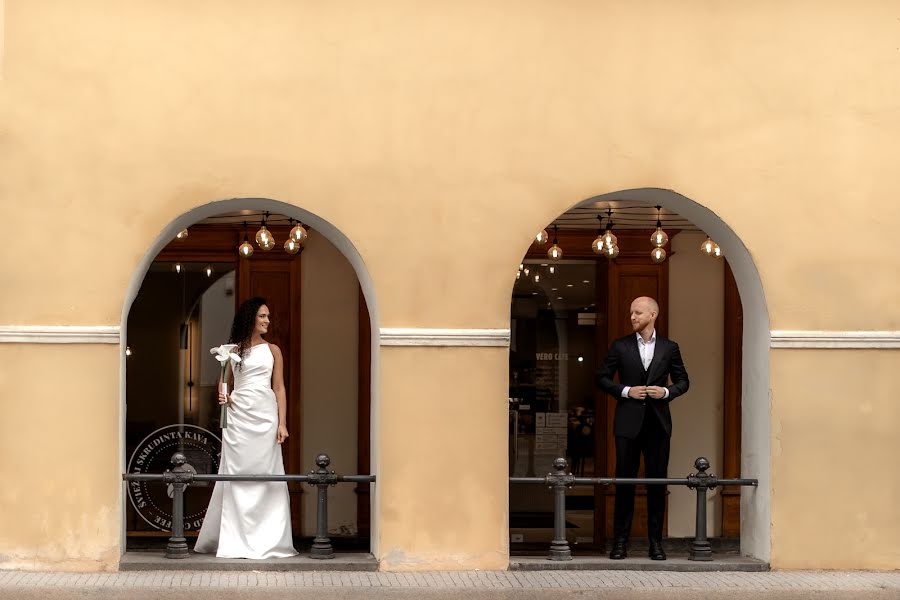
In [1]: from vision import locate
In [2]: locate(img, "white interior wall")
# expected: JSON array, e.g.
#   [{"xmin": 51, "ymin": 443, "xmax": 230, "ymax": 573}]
[
  {"xmin": 300, "ymin": 232, "xmax": 360, "ymax": 535},
  {"xmin": 667, "ymin": 231, "xmax": 725, "ymax": 537},
  {"xmin": 200, "ymin": 272, "xmax": 236, "ymax": 387}
]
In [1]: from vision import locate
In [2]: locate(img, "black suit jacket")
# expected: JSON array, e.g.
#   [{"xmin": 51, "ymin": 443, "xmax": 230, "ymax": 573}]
[{"xmin": 596, "ymin": 334, "xmax": 690, "ymax": 439}]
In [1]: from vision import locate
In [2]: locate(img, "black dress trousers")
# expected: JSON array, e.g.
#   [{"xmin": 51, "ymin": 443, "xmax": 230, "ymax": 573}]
[{"xmin": 613, "ymin": 409, "xmax": 670, "ymax": 543}]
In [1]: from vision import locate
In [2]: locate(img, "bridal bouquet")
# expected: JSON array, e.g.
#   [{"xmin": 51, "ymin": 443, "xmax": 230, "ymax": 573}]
[{"xmin": 210, "ymin": 344, "xmax": 242, "ymax": 429}]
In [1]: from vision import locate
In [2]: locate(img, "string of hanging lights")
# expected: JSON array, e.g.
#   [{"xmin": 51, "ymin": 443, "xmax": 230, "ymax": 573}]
[
  {"xmin": 530, "ymin": 204, "xmax": 723, "ymax": 263},
  {"xmin": 175, "ymin": 211, "xmax": 309, "ymax": 258}
]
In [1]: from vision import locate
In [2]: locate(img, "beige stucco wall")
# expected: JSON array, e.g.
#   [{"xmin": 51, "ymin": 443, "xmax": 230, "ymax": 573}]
[
  {"xmin": 771, "ymin": 350, "xmax": 900, "ymax": 570},
  {"xmin": 0, "ymin": 345, "xmax": 120, "ymax": 571},
  {"xmin": 1, "ymin": 0, "xmax": 899, "ymax": 570},
  {"xmin": 378, "ymin": 347, "xmax": 509, "ymax": 570}
]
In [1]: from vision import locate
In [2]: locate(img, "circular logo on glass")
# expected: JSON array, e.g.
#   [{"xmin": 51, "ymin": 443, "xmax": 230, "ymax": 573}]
[{"xmin": 127, "ymin": 424, "xmax": 221, "ymax": 532}]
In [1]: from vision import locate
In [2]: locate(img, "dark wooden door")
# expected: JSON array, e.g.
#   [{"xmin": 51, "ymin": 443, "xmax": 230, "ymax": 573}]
[
  {"xmin": 600, "ymin": 251, "xmax": 670, "ymax": 542},
  {"xmin": 238, "ymin": 254, "xmax": 303, "ymax": 534}
]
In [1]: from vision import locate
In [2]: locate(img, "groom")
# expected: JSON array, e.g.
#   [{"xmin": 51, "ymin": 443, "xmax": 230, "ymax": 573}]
[{"xmin": 596, "ymin": 296, "xmax": 690, "ymax": 561}]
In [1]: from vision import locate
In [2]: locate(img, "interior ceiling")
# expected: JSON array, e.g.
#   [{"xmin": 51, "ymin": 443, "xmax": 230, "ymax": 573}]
[
  {"xmin": 548, "ymin": 199, "xmax": 700, "ymax": 232},
  {"xmin": 513, "ymin": 260, "xmax": 597, "ymax": 312}
]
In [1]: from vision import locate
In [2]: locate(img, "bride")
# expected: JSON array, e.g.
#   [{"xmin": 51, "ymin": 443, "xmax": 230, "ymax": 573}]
[{"xmin": 194, "ymin": 297, "xmax": 298, "ymax": 558}]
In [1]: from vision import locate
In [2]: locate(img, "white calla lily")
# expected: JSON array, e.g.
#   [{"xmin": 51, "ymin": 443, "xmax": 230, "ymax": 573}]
[
  {"xmin": 210, "ymin": 344, "xmax": 242, "ymax": 365},
  {"xmin": 210, "ymin": 343, "xmax": 241, "ymax": 429}
]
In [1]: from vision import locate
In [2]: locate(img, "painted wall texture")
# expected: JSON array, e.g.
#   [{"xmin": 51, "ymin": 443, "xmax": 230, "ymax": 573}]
[{"xmin": 0, "ymin": 0, "xmax": 898, "ymax": 571}]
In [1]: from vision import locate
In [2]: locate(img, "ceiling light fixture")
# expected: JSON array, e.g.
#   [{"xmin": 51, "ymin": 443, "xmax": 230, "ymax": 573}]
[
  {"xmin": 255, "ymin": 212, "xmax": 275, "ymax": 251},
  {"xmin": 592, "ymin": 216, "xmax": 607, "ymax": 254},
  {"xmin": 547, "ymin": 225, "xmax": 563, "ymax": 260},
  {"xmin": 284, "ymin": 219, "xmax": 302, "ymax": 254},
  {"xmin": 700, "ymin": 236, "xmax": 722, "ymax": 258},
  {"xmin": 238, "ymin": 222, "xmax": 254, "ymax": 258},
  {"xmin": 601, "ymin": 209, "xmax": 620, "ymax": 259},
  {"xmin": 290, "ymin": 219, "xmax": 308, "ymax": 244},
  {"xmin": 651, "ymin": 205, "xmax": 669, "ymax": 248},
  {"xmin": 602, "ymin": 209, "xmax": 618, "ymax": 249}
]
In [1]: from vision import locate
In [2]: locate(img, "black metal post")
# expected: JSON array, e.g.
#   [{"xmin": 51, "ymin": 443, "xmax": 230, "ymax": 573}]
[
  {"xmin": 546, "ymin": 457, "xmax": 574, "ymax": 561},
  {"xmin": 688, "ymin": 457, "xmax": 716, "ymax": 561},
  {"xmin": 308, "ymin": 453, "xmax": 337, "ymax": 559},
  {"xmin": 165, "ymin": 453, "xmax": 191, "ymax": 559}
]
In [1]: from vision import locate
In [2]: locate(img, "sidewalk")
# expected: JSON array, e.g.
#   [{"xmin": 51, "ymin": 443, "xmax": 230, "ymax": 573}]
[{"xmin": 2, "ymin": 569, "xmax": 899, "ymax": 599}]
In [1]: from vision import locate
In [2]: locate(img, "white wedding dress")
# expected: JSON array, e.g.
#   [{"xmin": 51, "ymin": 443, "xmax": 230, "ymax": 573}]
[{"xmin": 194, "ymin": 343, "xmax": 297, "ymax": 559}]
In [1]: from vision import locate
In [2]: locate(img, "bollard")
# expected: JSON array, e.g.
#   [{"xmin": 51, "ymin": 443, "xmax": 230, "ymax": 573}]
[
  {"xmin": 308, "ymin": 453, "xmax": 338, "ymax": 559},
  {"xmin": 546, "ymin": 457, "xmax": 575, "ymax": 561},
  {"xmin": 165, "ymin": 453, "xmax": 191, "ymax": 559},
  {"xmin": 687, "ymin": 457, "xmax": 716, "ymax": 561}
]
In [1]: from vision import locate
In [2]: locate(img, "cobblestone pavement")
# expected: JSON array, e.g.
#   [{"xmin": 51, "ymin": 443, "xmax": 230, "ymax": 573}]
[{"xmin": 1, "ymin": 569, "xmax": 899, "ymax": 599}]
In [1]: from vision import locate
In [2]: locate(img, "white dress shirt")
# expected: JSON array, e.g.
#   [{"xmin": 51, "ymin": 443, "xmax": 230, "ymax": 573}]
[{"xmin": 621, "ymin": 330, "xmax": 670, "ymax": 399}]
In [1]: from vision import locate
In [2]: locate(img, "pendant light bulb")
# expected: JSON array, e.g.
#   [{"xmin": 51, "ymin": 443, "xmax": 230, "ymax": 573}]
[
  {"xmin": 700, "ymin": 237, "xmax": 716, "ymax": 256},
  {"xmin": 174, "ymin": 263, "xmax": 182, "ymax": 274},
  {"xmin": 284, "ymin": 237, "xmax": 301, "ymax": 255},
  {"xmin": 651, "ymin": 207, "xmax": 668, "ymax": 248},
  {"xmin": 290, "ymin": 222, "xmax": 308, "ymax": 244},
  {"xmin": 650, "ymin": 247, "xmax": 667, "ymax": 264},
  {"xmin": 535, "ymin": 229, "xmax": 549, "ymax": 245},
  {"xmin": 238, "ymin": 222, "xmax": 254, "ymax": 258},
  {"xmin": 602, "ymin": 229, "xmax": 617, "ymax": 248},
  {"xmin": 651, "ymin": 225, "xmax": 669, "ymax": 248},
  {"xmin": 604, "ymin": 244, "xmax": 620, "ymax": 259},
  {"xmin": 256, "ymin": 226, "xmax": 275, "ymax": 251},
  {"xmin": 547, "ymin": 225, "xmax": 563, "ymax": 260}
]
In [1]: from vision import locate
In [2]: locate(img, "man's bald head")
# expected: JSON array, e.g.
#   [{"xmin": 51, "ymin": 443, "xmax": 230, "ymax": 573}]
[
  {"xmin": 630, "ymin": 296, "xmax": 659, "ymax": 335},
  {"xmin": 632, "ymin": 296, "xmax": 659, "ymax": 314}
]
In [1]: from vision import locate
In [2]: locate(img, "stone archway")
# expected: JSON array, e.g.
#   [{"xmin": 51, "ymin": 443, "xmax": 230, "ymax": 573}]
[
  {"xmin": 118, "ymin": 197, "xmax": 382, "ymax": 558},
  {"xmin": 510, "ymin": 188, "xmax": 770, "ymax": 560}
]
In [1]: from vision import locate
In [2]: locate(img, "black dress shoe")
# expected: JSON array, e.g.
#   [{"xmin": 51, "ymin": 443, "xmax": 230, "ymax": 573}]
[
  {"xmin": 609, "ymin": 540, "xmax": 627, "ymax": 560},
  {"xmin": 648, "ymin": 540, "xmax": 667, "ymax": 561}
]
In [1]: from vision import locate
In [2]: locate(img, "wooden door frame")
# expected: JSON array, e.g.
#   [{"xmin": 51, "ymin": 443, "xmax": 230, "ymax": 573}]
[
  {"xmin": 523, "ymin": 229, "xmax": 675, "ymax": 547},
  {"xmin": 156, "ymin": 223, "xmax": 306, "ymax": 530}
]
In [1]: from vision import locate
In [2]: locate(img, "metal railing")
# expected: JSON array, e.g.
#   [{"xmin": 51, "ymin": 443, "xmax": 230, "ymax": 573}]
[
  {"xmin": 124, "ymin": 453, "xmax": 756, "ymax": 563},
  {"xmin": 510, "ymin": 456, "xmax": 757, "ymax": 561},
  {"xmin": 123, "ymin": 453, "xmax": 374, "ymax": 559}
]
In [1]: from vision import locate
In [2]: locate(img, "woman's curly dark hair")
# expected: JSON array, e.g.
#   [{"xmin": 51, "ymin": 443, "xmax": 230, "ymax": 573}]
[{"xmin": 228, "ymin": 297, "xmax": 267, "ymax": 370}]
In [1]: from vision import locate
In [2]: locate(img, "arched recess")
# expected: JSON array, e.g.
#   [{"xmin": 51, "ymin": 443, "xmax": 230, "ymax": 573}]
[
  {"xmin": 118, "ymin": 197, "xmax": 381, "ymax": 557},
  {"xmin": 511, "ymin": 187, "xmax": 770, "ymax": 561}
]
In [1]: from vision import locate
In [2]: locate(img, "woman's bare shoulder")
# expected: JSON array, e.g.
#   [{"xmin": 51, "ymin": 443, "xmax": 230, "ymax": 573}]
[{"xmin": 267, "ymin": 343, "xmax": 283, "ymax": 357}]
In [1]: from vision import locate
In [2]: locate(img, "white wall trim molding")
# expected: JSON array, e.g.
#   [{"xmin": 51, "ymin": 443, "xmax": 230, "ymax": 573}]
[
  {"xmin": 380, "ymin": 328, "xmax": 510, "ymax": 347},
  {"xmin": 770, "ymin": 330, "xmax": 900, "ymax": 349},
  {"xmin": 0, "ymin": 325, "xmax": 121, "ymax": 344}
]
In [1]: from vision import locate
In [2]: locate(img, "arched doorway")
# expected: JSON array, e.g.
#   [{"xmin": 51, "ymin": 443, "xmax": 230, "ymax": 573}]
[
  {"xmin": 508, "ymin": 188, "xmax": 769, "ymax": 561},
  {"xmin": 119, "ymin": 198, "xmax": 380, "ymax": 557}
]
